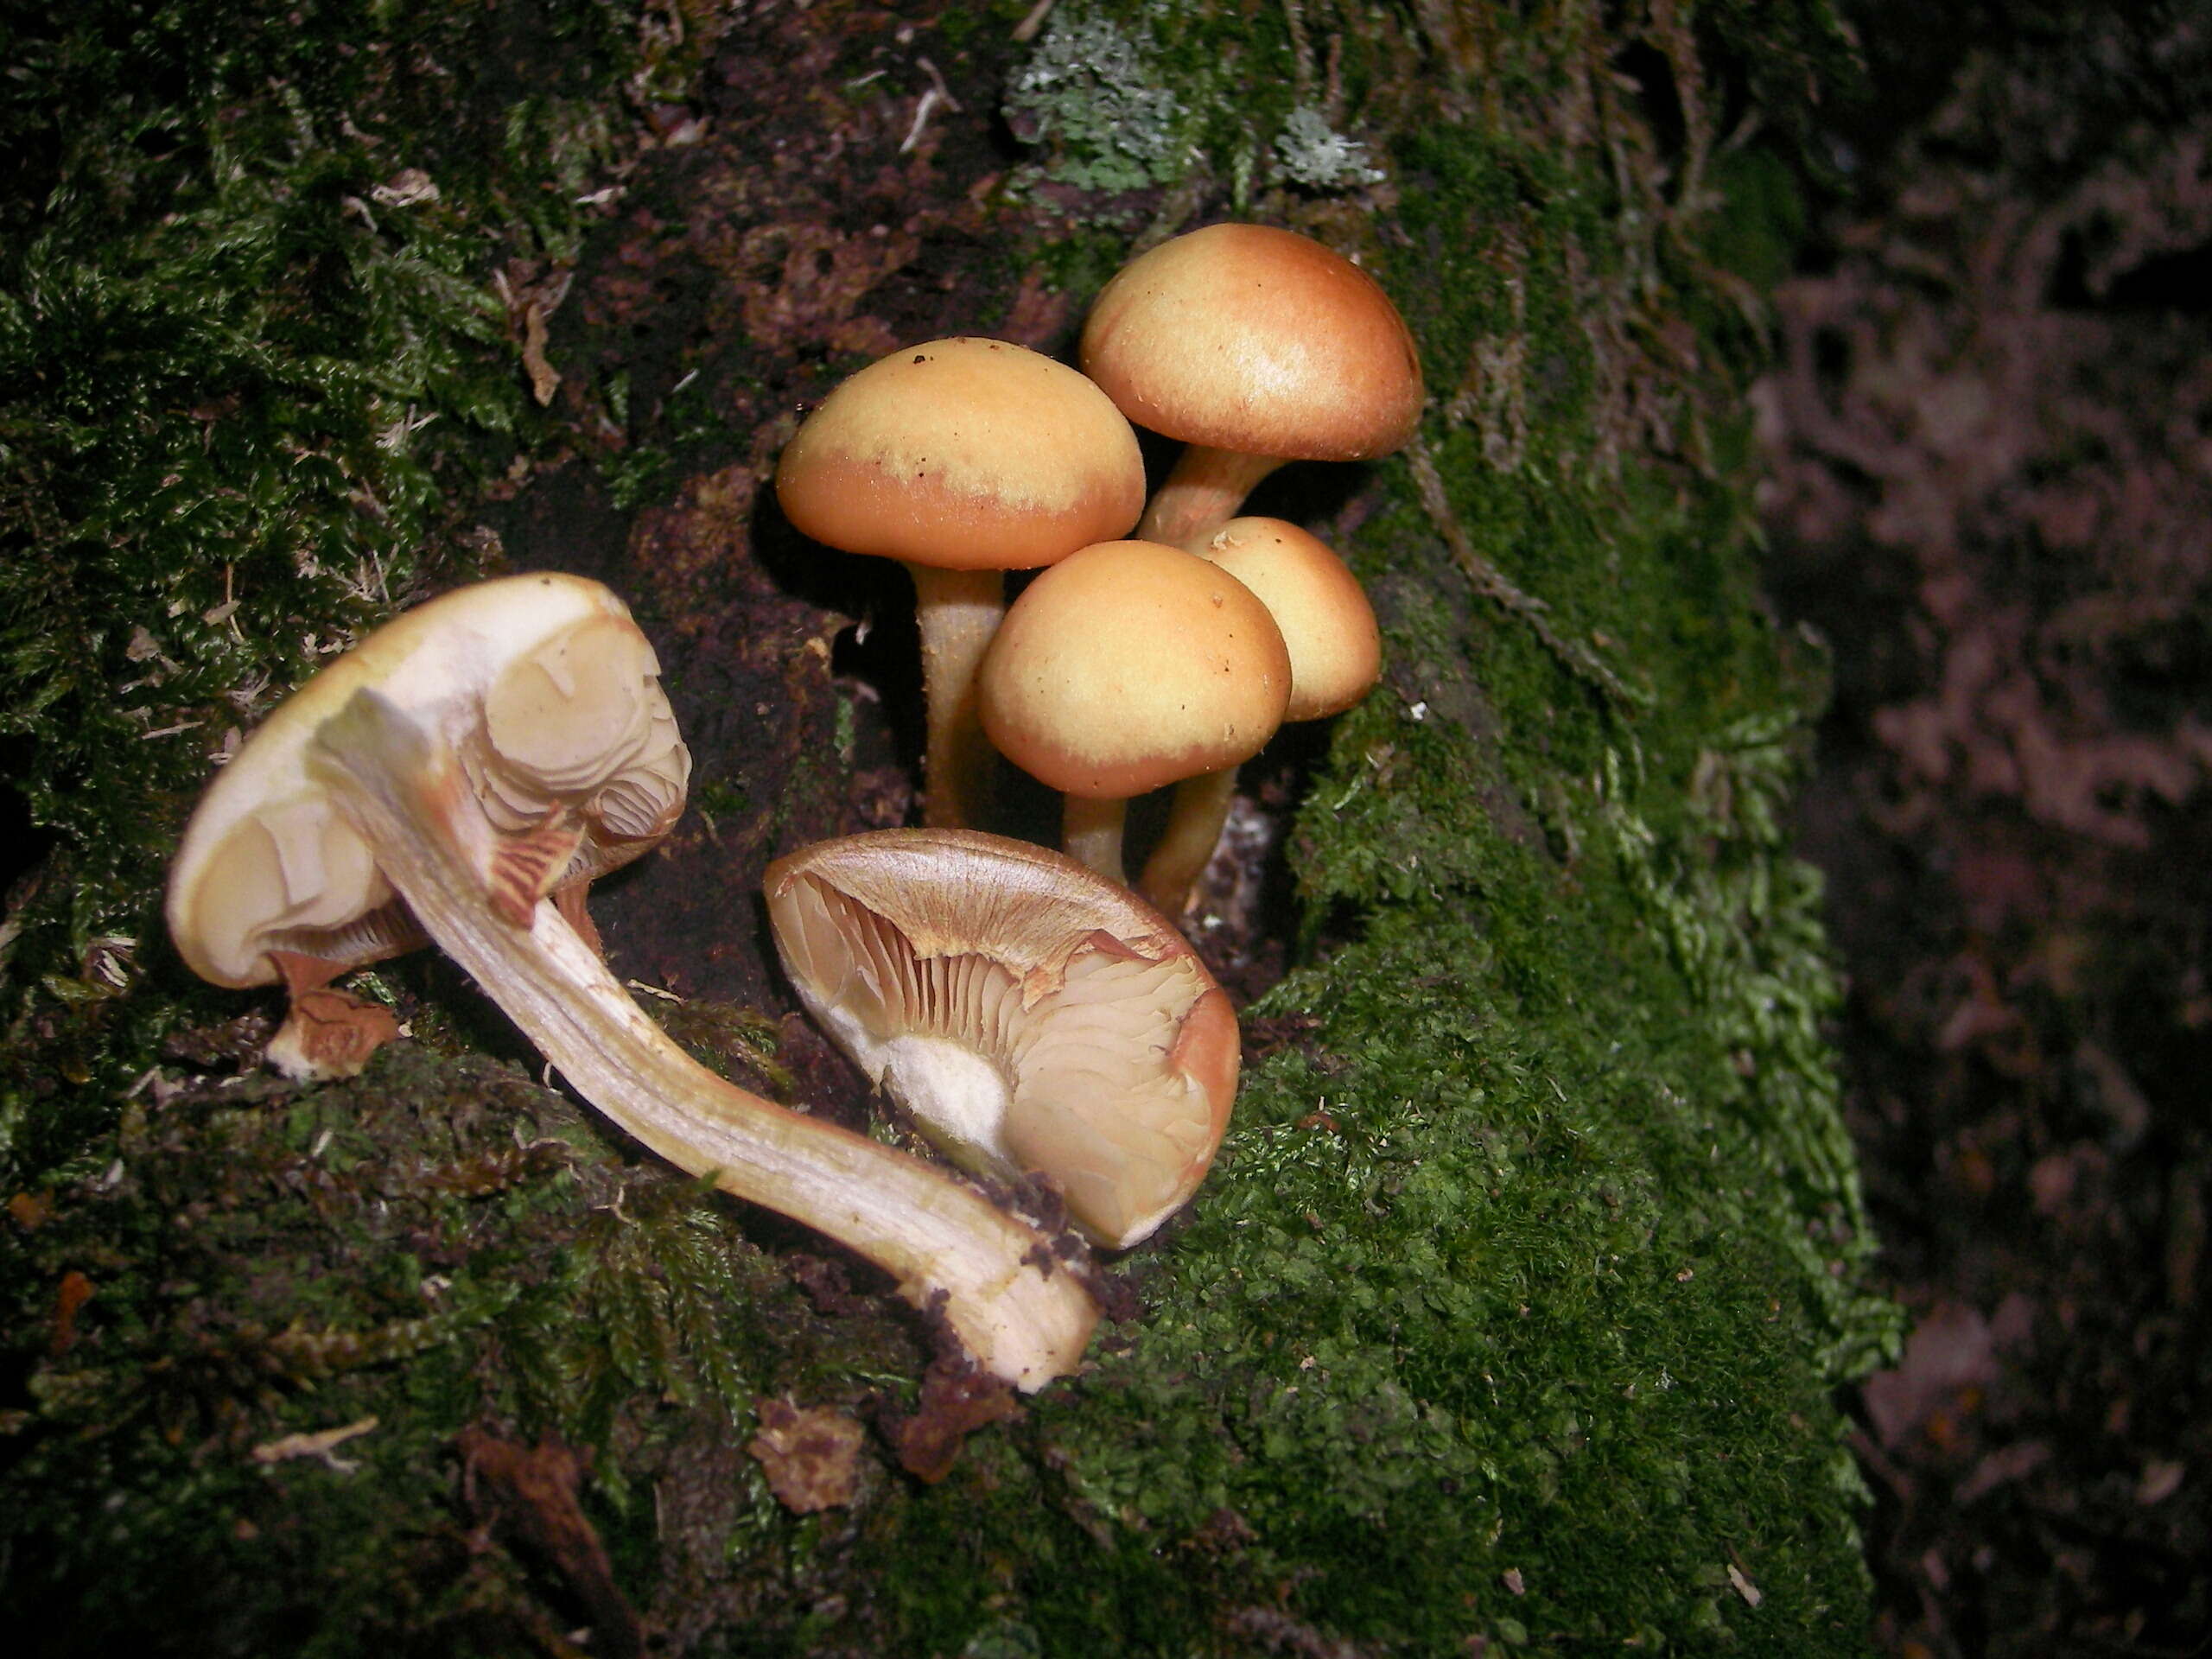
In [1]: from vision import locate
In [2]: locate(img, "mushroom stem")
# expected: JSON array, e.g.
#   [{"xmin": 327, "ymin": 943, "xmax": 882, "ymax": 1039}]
[
  {"xmin": 1135, "ymin": 447, "xmax": 1283, "ymax": 545},
  {"xmin": 906, "ymin": 564, "xmax": 1006, "ymax": 830},
  {"xmin": 308, "ymin": 687, "xmax": 1098, "ymax": 1392},
  {"xmin": 1135, "ymin": 767, "xmax": 1238, "ymax": 916},
  {"xmin": 1060, "ymin": 794, "xmax": 1129, "ymax": 885}
]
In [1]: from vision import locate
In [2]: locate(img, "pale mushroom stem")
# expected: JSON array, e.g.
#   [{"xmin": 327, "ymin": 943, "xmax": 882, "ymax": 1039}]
[
  {"xmin": 1135, "ymin": 447, "xmax": 1284, "ymax": 545},
  {"xmin": 905, "ymin": 563, "xmax": 1005, "ymax": 830},
  {"xmin": 1061, "ymin": 794, "xmax": 1129, "ymax": 886},
  {"xmin": 1135, "ymin": 766, "xmax": 1239, "ymax": 917},
  {"xmin": 308, "ymin": 687, "xmax": 1097, "ymax": 1392}
]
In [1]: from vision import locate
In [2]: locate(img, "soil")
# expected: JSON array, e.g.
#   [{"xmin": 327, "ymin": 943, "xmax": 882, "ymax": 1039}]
[{"xmin": 1758, "ymin": 7, "xmax": 2212, "ymax": 1651}]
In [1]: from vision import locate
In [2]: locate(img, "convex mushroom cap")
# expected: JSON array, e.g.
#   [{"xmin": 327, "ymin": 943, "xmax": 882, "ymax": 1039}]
[
  {"xmin": 1188, "ymin": 518, "xmax": 1380, "ymax": 721},
  {"xmin": 776, "ymin": 337, "xmax": 1147, "ymax": 829},
  {"xmin": 767, "ymin": 830, "xmax": 1240, "ymax": 1249},
  {"xmin": 776, "ymin": 336, "xmax": 1145, "ymax": 569},
  {"xmin": 1080, "ymin": 224, "xmax": 1424, "ymax": 544},
  {"xmin": 976, "ymin": 539, "xmax": 1291, "ymax": 883},
  {"xmin": 167, "ymin": 573, "xmax": 688, "ymax": 1074}
]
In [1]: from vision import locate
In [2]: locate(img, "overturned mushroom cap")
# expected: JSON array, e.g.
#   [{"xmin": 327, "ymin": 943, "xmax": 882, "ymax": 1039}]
[
  {"xmin": 167, "ymin": 573, "xmax": 689, "ymax": 989},
  {"xmin": 766, "ymin": 830, "xmax": 1241, "ymax": 1250}
]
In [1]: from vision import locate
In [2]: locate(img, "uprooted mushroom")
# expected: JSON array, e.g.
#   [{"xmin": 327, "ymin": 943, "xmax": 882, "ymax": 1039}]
[
  {"xmin": 166, "ymin": 573, "xmax": 1097, "ymax": 1390},
  {"xmin": 766, "ymin": 829, "xmax": 1240, "ymax": 1250},
  {"xmin": 167, "ymin": 573, "xmax": 689, "ymax": 1078}
]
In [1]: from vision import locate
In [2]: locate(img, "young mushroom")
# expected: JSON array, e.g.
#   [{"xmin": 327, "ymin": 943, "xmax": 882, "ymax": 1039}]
[
  {"xmin": 975, "ymin": 539, "xmax": 1291, "ymax": 885},
  {"xmin": 167, "ymin": 573, "xmax": 1097, "ymax": 1391},
  {"xmin": 1137, "ymin": 518, "xmax": 1382, "ymax": 915},
  {"xmin": 775, "ymin": 337, "xmax": 1147, "ymax": 830},
  {"xmin": 766, "ymin": 829, "xmax": 1240, "ymax": 1250},
  {"xmin": 1079, "ymin": 223, "xmax": 1425, "ymax": 545}
]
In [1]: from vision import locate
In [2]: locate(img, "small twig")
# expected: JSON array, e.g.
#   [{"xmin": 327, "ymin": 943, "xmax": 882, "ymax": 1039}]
[
  {"xmin": 1406, "ymin": 435, "xmax": 1653, "ymax": 710},
  {"xmin": 900, "ymin": 57, "xmax": 960, "ymax": 155},
  {"xmin": 251, "ymin": 1415, "xmax": 380, "ymax": 1474},
  {"xmin": 1010, "ymin": 0, "xmax": 1056, "ymax": 42}
]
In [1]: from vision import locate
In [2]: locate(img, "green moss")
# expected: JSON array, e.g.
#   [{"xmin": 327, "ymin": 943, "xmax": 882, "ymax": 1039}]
[{"xmin": 2, "ymin": 0, "xmax": 1893, "ymax": 1652}]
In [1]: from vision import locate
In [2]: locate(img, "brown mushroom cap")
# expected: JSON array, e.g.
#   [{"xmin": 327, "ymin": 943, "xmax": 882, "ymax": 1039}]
[
  {"xmin": 976, "ymin": 539, "xmax": 1292, "ymax": 800},
  {"xmin": 774, "ymin": 336, "xmax": 1146, "ymax": 571},
  {"xmin": 1187, "ymin": 518, "xmax": 1381, "ymax": 720},
  {"xmin": 766, "ymin": 829, "xmax": 1241, "ymax": 1249},
  {"xmin": 1079, "ymin": 224, "xmax": 1424, "ymax": 461},
  {"xmin": 166, "ymin": 574, "xmax": 689, "ymax": 990}
]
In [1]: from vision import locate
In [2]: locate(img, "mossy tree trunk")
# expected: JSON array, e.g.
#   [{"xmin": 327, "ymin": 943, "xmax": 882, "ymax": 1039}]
[{"xmin": 1, "ymin": 3, "xmax": 1895, "ymax": 1654}]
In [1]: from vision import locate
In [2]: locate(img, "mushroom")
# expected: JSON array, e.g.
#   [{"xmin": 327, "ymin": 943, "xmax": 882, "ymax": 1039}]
[
  {"xmin": 775, "ymin": 337, "xmax": 1147, "ymax": 830},
  {"xmin": 766, "ymin": 829, "xmax": 1240, "ymax": 1249},
  {"xmin": 975, "ymin": 539, "xmax": 1291, "ymax": 885},
  {"xmin": 168, "ymin": 574, "xmax": 688, "ymax": 1078},
  {"xmin": 1136, "ymin": 517, "xmax": 1382, "ymax": 915},
  {"xmin": 1079, "ymin": 224, "xmax": 1424, "ymax": 545},
  {"xmin": 167, "ymin": 573, "xmax": 1096, "ymax": 1390}
]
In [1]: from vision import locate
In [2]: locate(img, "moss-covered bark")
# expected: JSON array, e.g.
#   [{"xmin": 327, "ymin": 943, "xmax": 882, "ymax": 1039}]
[{"xmin": 3, "ymin": 1, "xmax": 1897, "ymax": 1652}]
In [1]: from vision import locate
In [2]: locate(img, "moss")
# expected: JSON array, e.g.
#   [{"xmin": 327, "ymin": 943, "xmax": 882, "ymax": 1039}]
[{"xmin": 2, "ymin": 0, "xmax": 1894, "ymax": 1652}]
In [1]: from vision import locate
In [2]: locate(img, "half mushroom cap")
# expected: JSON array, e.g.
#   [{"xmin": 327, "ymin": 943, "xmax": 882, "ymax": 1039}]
[
  {"xmin": 766, "ymin": 829, "xmax": 1242, "ymax": 1250},
  {"xmin": 168, "ymin": 573, "xmax": 690, "ymax": 992},
  {"xmin": 1187, "ymin": 518, "xmax": 1381, "ymax": 721}
]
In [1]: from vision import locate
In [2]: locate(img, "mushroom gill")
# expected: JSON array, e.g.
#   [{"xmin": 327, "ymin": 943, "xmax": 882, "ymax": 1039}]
[{"xmin": 766, "ymin": 830, "xmax": 1241, "ymax": 1250}]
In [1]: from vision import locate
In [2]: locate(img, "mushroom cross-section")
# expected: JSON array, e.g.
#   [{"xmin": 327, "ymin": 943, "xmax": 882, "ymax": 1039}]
[
  {"xmin": 166, "ymin": 574, "xmax": 1096, "ymax": 1390},
  {"xmin": 766, "ymin": 830, "xmax": 1242, "ymax": 1251}
]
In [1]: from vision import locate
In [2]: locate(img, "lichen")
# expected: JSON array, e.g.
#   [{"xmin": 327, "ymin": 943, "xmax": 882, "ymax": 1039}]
[
  {"xmin": 1003, "ymin": 8, "xmax": 1197, "ymax": 195},
  {"xmin": 1272, "ymin": 105, "xmax": 1386, "ymax": 190}
]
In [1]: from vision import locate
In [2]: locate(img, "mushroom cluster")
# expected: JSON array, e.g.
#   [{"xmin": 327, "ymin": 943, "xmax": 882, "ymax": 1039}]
[
  {"xmin": 773, "ymin": 223, "xmax": 1413, "ymax": 904},
  {"xmin": 168, "ymin": 222, "xmax": 1417, "ymax": 1395}
]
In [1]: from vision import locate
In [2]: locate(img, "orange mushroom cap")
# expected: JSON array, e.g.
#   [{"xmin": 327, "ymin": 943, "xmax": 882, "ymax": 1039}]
[
  {"xmin": 775, "ymin": 336, "xmax": 1146, "ymax": 572},
  {"xmin": 977, "ymin": 540, "xmax": 1292, "ymax": 802},
  {"xmin": 1080, "ymin": 224, "xmax": 1423, "ymax": 463}
]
